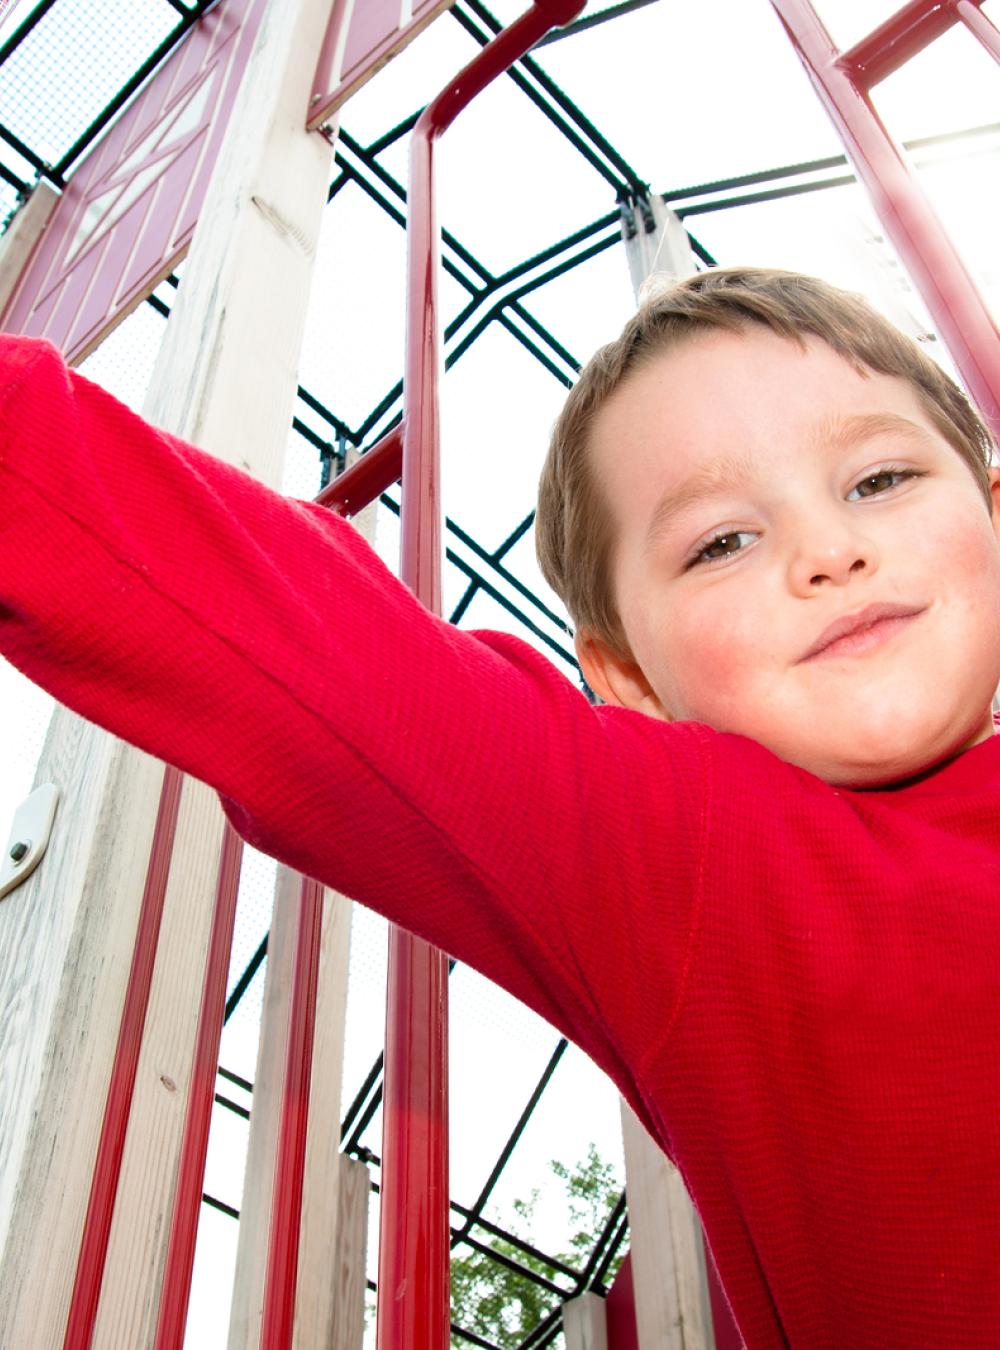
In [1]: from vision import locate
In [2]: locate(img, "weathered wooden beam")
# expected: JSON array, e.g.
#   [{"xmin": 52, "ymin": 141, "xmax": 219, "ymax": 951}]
[
  {"xmin": 0, "ymin": 712, "xmax": 166, "ymax": 1347},
  {"xmin": 621, "ymin": 1104, "xmax": 714, "ymax": 1350},
  {"xmin": 318, "ymin": 1153, "xmax": 370, "ymax": 1349},
  {"xmin": 229, "ymin": 864, "xmax": 302, "ymax": 1350},
  {"xmin": 227, "ymin": 868, "xmax": 362, "ymax": 1349},
  {"xmin": 0, "ymin": 179, "xmax": 59, "ymax": 320},
  {"xmin": 564, "ymin": 1291, "xmax": 609, "ymax": 1350},
  {"xmin": 93, "ymin": 776, "xmax": 235, "ymax": 1348}
]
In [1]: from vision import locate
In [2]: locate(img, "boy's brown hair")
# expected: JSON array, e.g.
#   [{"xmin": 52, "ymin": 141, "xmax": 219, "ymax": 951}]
[{"xmin": 536, "ymin": 266, "xmax": 994, "ymax": 658}]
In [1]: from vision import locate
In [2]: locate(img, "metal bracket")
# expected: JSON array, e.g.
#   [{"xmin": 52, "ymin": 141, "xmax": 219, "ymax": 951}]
[{"xmin": 0, "ymin": 784, "xmax": 60, "ymax": 901}]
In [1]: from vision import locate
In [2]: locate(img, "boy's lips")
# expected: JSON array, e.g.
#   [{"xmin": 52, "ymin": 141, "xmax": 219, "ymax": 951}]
[{"xmin": 799, "ymin": 602, "xmax": 927, "ymax": 662}]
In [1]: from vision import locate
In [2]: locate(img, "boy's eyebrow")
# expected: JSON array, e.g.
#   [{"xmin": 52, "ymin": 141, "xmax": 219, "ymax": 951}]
[
  {"xmin": 644, "ymin": 449, "xmax": 760, "ymax": 546},
  {"xmin": 644, "ymin": 412, "xmax": 936, "ymax": 547},
  {"xmin": 819, "ymin": 410, "xmax": 938, "ymax": 454}
]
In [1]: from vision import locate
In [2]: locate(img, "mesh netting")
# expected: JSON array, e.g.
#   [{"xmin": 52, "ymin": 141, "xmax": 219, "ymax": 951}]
[{"xmin": 0, "ymin": 0, "xmax": 177, "ymax": 170}]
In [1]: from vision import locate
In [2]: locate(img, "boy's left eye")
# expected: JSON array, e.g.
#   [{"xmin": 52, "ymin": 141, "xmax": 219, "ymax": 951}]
[{"xmin": 847, "ymin": 467, "xmax": 919, "ymax": 500}]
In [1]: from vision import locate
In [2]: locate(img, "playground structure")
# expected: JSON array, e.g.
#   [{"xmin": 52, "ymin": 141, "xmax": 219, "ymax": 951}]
[{"xmin": 0, "ymin": 1, "xmax": 998, "ymax": 1347}]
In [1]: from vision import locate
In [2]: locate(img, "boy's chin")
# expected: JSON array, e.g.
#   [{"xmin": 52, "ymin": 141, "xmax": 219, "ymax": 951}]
[{"xmin": 789, "ymin": 714, "xmax": 995, "ymax": 790}]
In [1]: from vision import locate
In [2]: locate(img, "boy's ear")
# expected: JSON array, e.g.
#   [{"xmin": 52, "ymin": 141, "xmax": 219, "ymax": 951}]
[
  {"xmin": 990, "ymin": 466, "xmax": 1000, "ymax": 537},
  {"xmin": 575, "ymin": 629, "xmax": 670, "ymax": 720}
]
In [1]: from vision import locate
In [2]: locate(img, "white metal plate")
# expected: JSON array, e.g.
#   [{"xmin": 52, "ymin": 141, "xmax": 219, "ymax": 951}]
[{"xmin": 0, "ymin": 783, "xmax": 60, "ymax": 901}]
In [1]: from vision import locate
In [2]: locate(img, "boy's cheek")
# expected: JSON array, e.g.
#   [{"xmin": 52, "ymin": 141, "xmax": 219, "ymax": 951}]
[
  {"xmin": 657, "ymin": 607, "xmax": 767, "ymax": 720},
  {"xmin": 933, "ymin": 520, "xmax": 1000, "ymax": 629}
]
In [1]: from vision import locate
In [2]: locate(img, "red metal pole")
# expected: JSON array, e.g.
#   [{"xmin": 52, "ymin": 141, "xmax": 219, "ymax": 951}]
[
  {"xmin": 153, "ymin": 823, "xmax": 244, "ymax": 1350},
  {"xmin": 375, "ymin": 4, "xmax": 584, "ymax": 1348},
  {"xmin": 837, "ymin": 0, "xmax": 961, "ymax": 86},
  {"xmin": 315, "ymin": 423, "xmax": 403, "ymax": 516},
  {"xmin": 259, "ymin": 875, "xmax": 325, "ymax": 1350},
  {"xmin": 63, "ymin": 765, "xmax": 183, "ymax": 1350},
  {"xmin": 770, "ymin": 0, "xmax": 1000, "ymax": 439},
  {"xmin": 954, "ymin": 0, "xmax": 1000, "ymax": 64}
]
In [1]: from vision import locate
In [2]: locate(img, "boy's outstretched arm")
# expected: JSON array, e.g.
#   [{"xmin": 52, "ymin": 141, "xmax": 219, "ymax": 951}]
[{"xmin": 0, "ymin": 335, "xmax": 710, "ymax": 1103}]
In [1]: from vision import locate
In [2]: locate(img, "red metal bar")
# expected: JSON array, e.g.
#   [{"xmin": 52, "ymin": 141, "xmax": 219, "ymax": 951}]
[
  {"xmin": 153, "ymin": 823, "xmax": 244, "ymax": 1350},
  {"xmin": 839, "ymin": 0, "xmax": 962, "ymax": 86},
  {"xmin": 259, "ymin": 875, "xmax": 325, "ymax": 1349},
  {"xmin": 314, "ymin": 423, "xmax": 403, "ymax": 516},
  {"xmin": 375, "ymin": 4, "xmax": 584, "ymax": 1348},
  {"xmin": 838, "ymin": 0, "xmax": 996, "ymax": 84},
  {"xmin": 955, "ymin": 0, "xmax": 1000, "ymax": 64},
  {"xmin": 63, "ymin": 764, "xmax": 184, "ymax": 1350},
  {"xmin": 770, "ymin": 0, "xmax": 1000, "ymax": 439}
]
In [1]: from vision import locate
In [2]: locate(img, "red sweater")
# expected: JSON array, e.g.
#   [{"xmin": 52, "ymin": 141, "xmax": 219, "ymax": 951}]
[{"xmin": 3, "ymin": 336, "xmax": 1000, "ymax": 1348}]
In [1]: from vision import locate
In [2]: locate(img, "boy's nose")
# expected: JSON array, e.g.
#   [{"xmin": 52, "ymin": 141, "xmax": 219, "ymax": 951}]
[{"xmin": 786, "ymin": 513, "xmax": 879, "ymax": 596}]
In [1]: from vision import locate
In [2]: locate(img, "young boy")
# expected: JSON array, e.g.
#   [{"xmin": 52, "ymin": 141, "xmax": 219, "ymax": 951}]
[{"xmin": 2, "ymin": 266, "xmax": 1000, "ymax": 1348}]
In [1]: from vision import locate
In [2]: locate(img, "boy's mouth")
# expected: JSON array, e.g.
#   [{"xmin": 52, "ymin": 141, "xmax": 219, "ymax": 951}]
[{"xmin": 799, "ymin": 602, "xmax": 926, "ymax": 663}]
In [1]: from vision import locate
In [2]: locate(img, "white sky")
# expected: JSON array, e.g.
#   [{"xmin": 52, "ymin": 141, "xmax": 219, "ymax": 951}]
[{"xmin": 1, "ymin": 1, "xmax": 998, "ymax": 1345}]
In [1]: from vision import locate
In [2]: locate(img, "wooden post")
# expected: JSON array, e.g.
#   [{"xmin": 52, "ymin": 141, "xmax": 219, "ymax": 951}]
[
  {"xmin": 0, "ymin": 714, "xmax": 168, "ymax": 1348},
  {"xmin": 319, "ymin": 1153, "xmax": 370, "ymax": 1349},
  {"xmin": 98, "ymin": 0, "xmax": 342, "ymax": 1325},
  {"xmin": 621, "ymin": 191, "xmax": 696, "ymax": 301},
  {"xmin": 227, "ymin": 868, "xmax": 368, "ymax": 1350},
  {"xmin": 564, "ymin": 1292, "xmax": 609, "ymax": 1350},
  {"xmin": 228, "ymin": 865, "xmax": 301, "ymax": 1350},
  {"xmin": 0, "ymin": 179, "xmax": 59, "ymax": 317},
  {"xmin": 0, "ymin": 0, "xmax": 336, "ymax": 1345},
  {"xmin": 620, "ymin": 1105, "xmax": 713, "ymax": 1350}
]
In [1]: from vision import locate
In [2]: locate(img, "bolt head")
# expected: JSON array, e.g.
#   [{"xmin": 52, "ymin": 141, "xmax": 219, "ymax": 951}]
[{"xmin": 9, "ymin": 840, "xmax": 29, "ymax": 864}]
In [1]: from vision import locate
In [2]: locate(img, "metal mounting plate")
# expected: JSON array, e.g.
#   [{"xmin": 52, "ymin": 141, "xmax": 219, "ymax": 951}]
[{"xmin": 0, "ymin": 784, "xmax": 60, "ymax": 901}]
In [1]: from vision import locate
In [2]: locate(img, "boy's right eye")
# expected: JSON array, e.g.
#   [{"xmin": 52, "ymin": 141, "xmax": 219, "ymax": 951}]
[{"xmin": 688, "ymin": 530, "xmax": 756, "ymax": 568}]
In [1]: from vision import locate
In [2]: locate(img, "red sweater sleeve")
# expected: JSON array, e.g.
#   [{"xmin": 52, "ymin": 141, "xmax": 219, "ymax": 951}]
[{"xmin": 0, "ymin": 335, "xmax": 711, "ymax": 1098}]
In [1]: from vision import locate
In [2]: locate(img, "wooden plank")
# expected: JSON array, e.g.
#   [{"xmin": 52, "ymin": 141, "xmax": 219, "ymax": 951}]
[
  {"xmin": 0, "ymin": 713, "xmax": 166, "ymax": 1348},
  {"xmin": 0, "ymin": 179, "xmax": 59, "ymax": 318},
  {"xmin": 564, "ymin": 1291, "xmax": 609, "ymax": 1350},
  {"xmin": 228, "ymin": 864, "xmax": 300, "ymax": 1350},
  {"xmin": 293, "ymin": 888, "xmax": 356, "ymax": 1347},
  {"xmin": 227, "ymin": 875, "xmax": 363, "ymax": 1350},
  {"xmin": 92, "ymin": 778, "xmax": 230, "ymax": 1348},
  {"xmin": 324, "ymin": 1154, "xmax": 370, "ymax": 1350},
  {"xmin": 620, "ymin": 1104, "xmax": 713, "ymax": 1350}
]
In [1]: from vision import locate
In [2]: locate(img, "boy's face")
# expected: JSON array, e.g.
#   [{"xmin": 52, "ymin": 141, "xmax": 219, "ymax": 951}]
[{"xmin": 578, "ymin": 327, "xmax": 1000, "ymax": 787}]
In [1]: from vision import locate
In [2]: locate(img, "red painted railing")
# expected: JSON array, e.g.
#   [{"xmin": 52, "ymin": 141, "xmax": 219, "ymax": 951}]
[
  {"xmin": 154, "ymin": 824, "xmax": 245, "ymax": 1350},
  {"xmin": 376, "ymin": 4, "xmax": 586, "ymax": 1346},
  {"xmin": 63, "ymin": 766, "xmax": 184, "ymax": 1350},
  {"xmin": 770, "ymin": 0, "xmax": 1000, "ymax": 438}
]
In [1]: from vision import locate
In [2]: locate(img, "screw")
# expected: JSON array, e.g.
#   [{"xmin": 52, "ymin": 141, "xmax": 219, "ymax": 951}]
[{"xmin": 9, "ymin": 840, "xmax": 30, "ymax": 864}]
